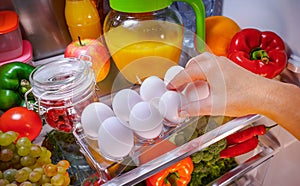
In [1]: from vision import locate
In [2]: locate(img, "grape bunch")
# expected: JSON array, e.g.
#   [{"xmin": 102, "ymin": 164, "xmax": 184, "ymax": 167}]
[{"xmin": 0, "ymin": 130, "xmax": 71, "ymax": 185}]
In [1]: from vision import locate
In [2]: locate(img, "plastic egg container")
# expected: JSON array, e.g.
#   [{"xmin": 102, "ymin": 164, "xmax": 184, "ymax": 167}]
[{"xmin": 80, "ymin": 65, "xmax": 210, "ymax": 161}]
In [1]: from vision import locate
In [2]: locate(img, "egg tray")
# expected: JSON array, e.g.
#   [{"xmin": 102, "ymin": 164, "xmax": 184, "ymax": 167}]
[
  {"xmin": 73, "ymin": 86, "xmax": 203, "ymax": 170},
  {"xmin": 73, "ymin": 86, "xmax": 276, "ymax": 185}
]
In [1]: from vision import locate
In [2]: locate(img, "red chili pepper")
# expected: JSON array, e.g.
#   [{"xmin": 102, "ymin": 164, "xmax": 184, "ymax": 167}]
[
  {"xmin": 227, "ymin": 28, "xmax": 287, "ymax": 79},
  {"xmin": 226, "ymin": 124, "xmax": 277, "ymax": 146},
  {"xmin": 220, "ymin": 136, "xmax": 259, "ymax": 158}
]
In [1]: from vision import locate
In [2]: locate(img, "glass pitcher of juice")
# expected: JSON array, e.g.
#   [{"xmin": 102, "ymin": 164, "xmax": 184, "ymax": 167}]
[
  {"xmin": 65, "ymin": 0, "xmax": 102, "ymax": 40},
  {"xmin": 103, "ymin": 0, "xmax": 205, "ymax": 84}
]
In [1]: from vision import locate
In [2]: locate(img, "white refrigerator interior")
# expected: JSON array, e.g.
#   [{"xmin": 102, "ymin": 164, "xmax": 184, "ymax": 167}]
[{"xmin": 223, "ymin": 0, "xmax": 300, "ymax": 185}]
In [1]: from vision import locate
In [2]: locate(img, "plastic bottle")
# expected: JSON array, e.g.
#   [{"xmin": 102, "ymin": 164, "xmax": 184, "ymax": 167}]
[{"xmin": 65, "ymin": 0, "xmax": 102, "ymax": 41}]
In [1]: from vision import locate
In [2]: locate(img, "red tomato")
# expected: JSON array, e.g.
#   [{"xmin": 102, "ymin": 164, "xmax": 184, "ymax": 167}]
[{"xmin": 0, "ymin": 107, "xmax": 43, "ymax": 141}]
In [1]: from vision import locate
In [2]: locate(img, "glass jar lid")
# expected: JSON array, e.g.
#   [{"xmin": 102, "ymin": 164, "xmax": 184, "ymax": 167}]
[{"xmin": 30, "ymin": 57, "xmax": 95, "ymax": 100}]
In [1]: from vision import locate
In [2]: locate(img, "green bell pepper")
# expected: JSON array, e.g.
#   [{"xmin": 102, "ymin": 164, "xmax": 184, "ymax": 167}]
[{"xmin": 0, "ymin": 62, "xmax": 35, "ymax": 111}]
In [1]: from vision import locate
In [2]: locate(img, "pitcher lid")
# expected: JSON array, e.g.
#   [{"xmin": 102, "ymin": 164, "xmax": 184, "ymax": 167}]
[{"xmin": 109, "ymin": 0, "xmax": 173, "ymax": 13}]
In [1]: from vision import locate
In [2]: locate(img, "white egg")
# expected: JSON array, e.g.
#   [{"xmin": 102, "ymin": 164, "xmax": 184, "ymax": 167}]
[
  {"xmin": 139, "ymin": 76, "xmax": 167, "ymax": 104},
  {"xmin": 112, "ymin": 89, "xmax": 142, "ymax": 121},
  {"xmin": 134, "ymin": 123, "xmax": 164, "ymax": 140},
  {"xmin": 158, "ymin": 91, "xmax": 185, "ymax": 125},
  {"xmin": 98, "ymin": 116, "xmax": 134, "ymax": 161},
  {"xmin": 181, "ymin": 80, "xmax": 210, "ymax": 102},
  {"xmin": 81, "ymin": 102, "xmax": 115, "ymax": 140},
  {"xmin": 129, "ymin": 101, "xmax": 163, "ymax": 139},
  {"xmin": 164, "ymin": 65, "xmax": 184, "ymax": 85}
]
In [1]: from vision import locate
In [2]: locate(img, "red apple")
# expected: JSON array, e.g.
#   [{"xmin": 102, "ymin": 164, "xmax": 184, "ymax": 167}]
[{"xmin": 64, "ymin": 37, "xmax": 111, "ymax": 82}]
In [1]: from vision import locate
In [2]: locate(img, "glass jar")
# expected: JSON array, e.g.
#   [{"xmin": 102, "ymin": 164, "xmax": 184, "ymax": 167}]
[{"xmin": 29, "ymin": 57, "xmax": 98, "ymax": 132}]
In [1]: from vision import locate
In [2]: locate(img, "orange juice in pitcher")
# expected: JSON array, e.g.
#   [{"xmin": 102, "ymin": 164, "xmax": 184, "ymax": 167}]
[
  {"xmin": 104, "ymin": 20, "xmax": 183, "ymax": 83},
  {"xmin": 103, "ymin": 0, "xmax": 205, "ymax": 83}
]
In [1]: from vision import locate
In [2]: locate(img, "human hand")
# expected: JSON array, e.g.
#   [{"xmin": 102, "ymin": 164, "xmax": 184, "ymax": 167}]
[{"xmin": 167, "ymin": 52, "xmax": 269, "ymax": 117}]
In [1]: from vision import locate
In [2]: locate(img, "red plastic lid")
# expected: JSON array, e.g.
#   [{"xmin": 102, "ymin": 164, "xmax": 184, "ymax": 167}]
[{"xmin": 0, "ymin": 10, "xmax": 19, "ymax": 34}]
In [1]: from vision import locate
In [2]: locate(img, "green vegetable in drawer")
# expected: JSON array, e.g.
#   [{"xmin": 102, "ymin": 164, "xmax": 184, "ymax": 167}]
[{"xmin": 189, "ymin": 139, "xmax": 238, "ymax": 186}]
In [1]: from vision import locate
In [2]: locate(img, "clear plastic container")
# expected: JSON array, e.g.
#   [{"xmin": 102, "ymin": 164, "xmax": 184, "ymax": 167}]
[
  {"xmin": 0, "ymin": 10, "xmax": 23, "ymax": 62},
  {"xmin": 28, "ymin": 57, "xmax": 98, "ymax": 132},
  {"xmin": 0, "ymin": 40, "xmax": 33, "ymax": 66}
]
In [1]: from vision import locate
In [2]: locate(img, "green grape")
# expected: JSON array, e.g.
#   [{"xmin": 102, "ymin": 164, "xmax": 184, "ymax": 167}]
[
  {"xmin": 0, "ymin": 148, "xmax": 14, "ymax": 162},
  {"xmin": 38, "ymin": 174, "xmax": 51, "ymax": 185},
  {"xmin": 6, "ymin": 183, "xmax": 18, "ymax": 186},
  {"xmin": 33, "ymin": 167, "xmax": 44, "ymax": 174},
  {"xmin": 15, "ymin": 169, "xmax": 30, "ymax": 183},
  {"xmin": 45, "ymin": 150, "xmax": 52, "ymax": 159},
  {"xmin": 5, "ymin": 131, "xmax": 19, "ymax": 142},
  {"xmin": 0, "ymin": 170, "xmax": 2, "ymax": 179},
  {"xmin": 12, "ymin": 163, "xmax": 23, "ymax": 170},
  {"xmin": 18, "ymin": 146, "xmax": 31, "ymax": 156},
  {"xmin": 30, "ymin": 145, "xmax": 42, "ymax": 158},
  {"xmin": 36, "ymin": 156, "xmax": 51, "ymax": 166},
  {"xmin": 21, "ymin": 167, "xmax": 33, "ymax": 174},
  {"xmin": 29, "ymin": 170, "xmax": 42, "ymax": 183},
  {"xmin": 51, "ymin": 173, "xmax": 65, "ymax": 186},
  {"xmin": 16, "ymin": 137, "xmax": 32, "ymax": 148},
  {"xmin": 4, "ymin": 143, "xmax": 17, "ymax": 152},
  {"xmin": 0, "ymin": 162, "xmax": 10, "ymax": 171},
  {"xmin": 20, "ymin": 181, "xmax": 33, "ymax": 186},
  {"xmin": 10, "ymin": 153, "xmax": 21, "ymax": 164},
  {"xmin": 39, "ymin": 147, "xmax": 48, "ymax": 157},
  {"xmin": 20, "ymin": 155, "xmax": 36, "ymax": 167},
  {"xmin": 0, "ymin": 178, "xmax": 9, "ymax": 186},
  {"xmin": 0, "ymin": 133, "xmax": 13, "ymax": 146},
  {"xmin": 3, "ymin": 168, "xmax": 17, "ymax": 183}
]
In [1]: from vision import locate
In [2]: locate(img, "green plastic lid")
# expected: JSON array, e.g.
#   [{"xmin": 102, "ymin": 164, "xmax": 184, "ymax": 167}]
[{"xmin": 109, "ymin": 0, "xmax": 173, "ymax": 13}]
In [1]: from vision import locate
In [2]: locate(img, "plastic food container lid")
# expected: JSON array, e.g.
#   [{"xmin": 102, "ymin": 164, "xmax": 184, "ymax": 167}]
[{"xmin": 0, "ymin": 10, "xmax": 19, "ymax": 34}]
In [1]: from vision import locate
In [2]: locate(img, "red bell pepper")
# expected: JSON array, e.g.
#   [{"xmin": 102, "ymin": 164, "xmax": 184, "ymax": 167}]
[
  {"xmin": 227, "ymin": 28, "xmax": 287, "ymax": 79},
  {"xmin": 146, "ymin": 157, "xmax": 194, "ymax": 186}
]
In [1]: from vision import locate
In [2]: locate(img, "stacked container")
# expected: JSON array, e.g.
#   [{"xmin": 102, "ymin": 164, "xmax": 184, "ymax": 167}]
[{"xmin": 0, "ymin": 10, "xmax": 32, "ymax": 65}]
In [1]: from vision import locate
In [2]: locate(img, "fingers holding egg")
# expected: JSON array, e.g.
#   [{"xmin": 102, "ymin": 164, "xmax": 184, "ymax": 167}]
[
  {"xmin": 181, "ymin": 80, "xmax": 210, "ymax": 102},
  {"xmin": 158, "ymin": 91, "xmax": 185, "ymax": 126}
]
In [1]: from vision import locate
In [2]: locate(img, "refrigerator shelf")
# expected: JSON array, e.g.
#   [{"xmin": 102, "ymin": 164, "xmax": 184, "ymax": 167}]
[{"xmin": 73, "ymin": 112, "xmax": 269, "ymax": 186}]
